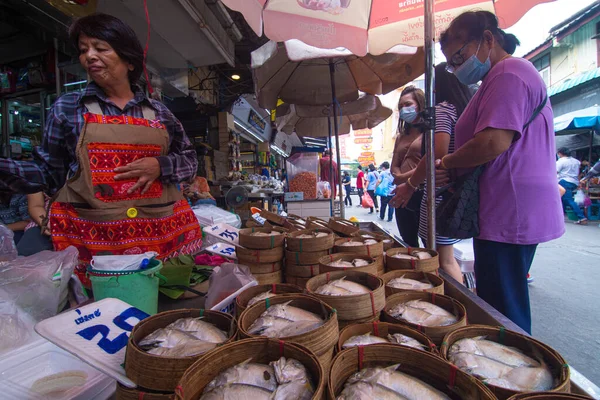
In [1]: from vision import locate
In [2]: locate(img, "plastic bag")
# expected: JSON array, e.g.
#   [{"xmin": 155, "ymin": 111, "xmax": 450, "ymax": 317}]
[
  {"xmin": 90, "ymin": 251, "xmax": 157, "ymax": 271},
  {"xmin": 574, "ymin": 189, "xmax": 585, "ymax": 206},
  {"xmin": 192, "ymin": 204, "xmax": 242, "ymax": 228},
  {"xmin": 0, "ymin": 300, "xmax": 36, "ymax": 354},
  {"xmin": 0, "ymin": 224, "xmax": 17, "ymax": 262},
  {"xmin": 362, "ymin": 193, "xmax": 374, "ymax": 208},
  {"xmin": 0, "ymin": 246, "xmax": 78, "ymax": 321},
  {"xmin": 205, "ymin": 263, "xmax": 254, "ymax": 309}
]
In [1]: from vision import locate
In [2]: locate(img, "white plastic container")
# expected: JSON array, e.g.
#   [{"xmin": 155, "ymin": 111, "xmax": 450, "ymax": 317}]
[
  {"xmin": 210, "ymin": 280, "xmax": 257, "ymax": 314},
  {"xmin": 0, "ymin": 339, "xmax": 115, "ymax": 400},
  {"xmin": 454, "ymin": 238, "xmax": 475, "ymax": 274}
]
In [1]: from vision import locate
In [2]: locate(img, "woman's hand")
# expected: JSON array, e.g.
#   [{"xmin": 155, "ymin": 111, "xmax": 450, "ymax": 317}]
[
  {"xmin": 388, "ymin": 183, "xmax": 416, "ymax": 208},
  {"xmin": 114, "ymin": 157, "xmax": 161, "ymax": 194}
]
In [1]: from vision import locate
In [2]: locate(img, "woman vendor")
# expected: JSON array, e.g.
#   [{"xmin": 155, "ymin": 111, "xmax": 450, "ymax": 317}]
[{"xmin": 0, "ymin": 13, "xmax": 202, "ymax": 284}]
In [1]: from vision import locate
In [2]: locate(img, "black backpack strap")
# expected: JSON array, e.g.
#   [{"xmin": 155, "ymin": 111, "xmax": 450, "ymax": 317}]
[{"xmin": 523, "ymin": 95, "xmax": 548, "ymax": 130}]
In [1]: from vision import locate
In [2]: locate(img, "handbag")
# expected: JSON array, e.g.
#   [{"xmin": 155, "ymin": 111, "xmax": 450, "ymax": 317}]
[
  {"xmin": 436, "ymin": 95, "xmax": 548, "ymax": 239},
  {"xmin": 375, "ymin": 173, "xmax": 390, "ymax": 197},
  {"xmin": 362, "ymin": 193, "xmax": 374, "ymax": 208}
]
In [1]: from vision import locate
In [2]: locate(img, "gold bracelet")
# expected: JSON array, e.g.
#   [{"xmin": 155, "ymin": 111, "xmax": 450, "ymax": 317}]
[
  {"xmin": 440, "ymin": 156, "xmax": 449, "ymax": 170},
  {"xmin": 407, "ymin": 177, "xmax": 417, "ymax": 190}
]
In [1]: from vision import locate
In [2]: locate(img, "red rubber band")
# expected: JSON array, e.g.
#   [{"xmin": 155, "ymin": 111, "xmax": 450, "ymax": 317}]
[
  {"xmin": 449, "ymin": 365, "xmax": 458, "ymax": 388},
  {"xmin": 138, "ymin": 392, "xmax": 145, "ymax": 400},
  {"xmin": 272, "ymin": 283, "xmax": 276, "ymax": 293},
  {"xmin": 175, "ymin": 385, "xmax": 184, "ymax": 398},
  {"xmin": 372, "ymin": 320, "xmax": 379, "ymax": 336},
  {"xmin": 431, "ymin": 292, "xmax": 436, "ymax": 304},
  {"xmin": 410, "ymin": 259, "xmax": 416, "ymax": 269},
  {"xmin": 358, "ymin": 345, "xmax": 365, "ymax": 370},
  {"xmin": 279, "ymin": 339, "xmax": 285, "ymax": 356},
  {"xmin": 326, "ymin": 272, "xmax": 330, "ymax": 282}
]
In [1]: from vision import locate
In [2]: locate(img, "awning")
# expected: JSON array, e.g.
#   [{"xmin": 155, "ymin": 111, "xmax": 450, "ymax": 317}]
[
  {"xmin": 554, "ymin": 106, "xmax": 600, "ymax": 134},
  {"xmin": 555, "ymin": 133, "xmax": 600, "ymax": 151},
  {"xmin": 549, "ymin": 68, "xmax": 600, "ymax": 97}
]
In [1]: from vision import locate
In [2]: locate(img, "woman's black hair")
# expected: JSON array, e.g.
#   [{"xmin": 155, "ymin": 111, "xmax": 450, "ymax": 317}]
[
  {"xmin": 440, "ymin": 11, "xmax": 520, "ymax": 55},
  {"xmin": 69, "ymin": 13, "xmax": 144, "ymax": 84},
  {"xmin": 344, "ymin": 170, "xmax": 350, "ymax": 176},
  {"xmin": 368, "ymin": 163, "xmax": 376, "ymax": 172},
  {"xmin": 435, "ymin": 62, "xmax": 473, "ymax": 116},
  {"xmin": 380, "ymin": 161, "xmax": 390, "ymax": 170}
]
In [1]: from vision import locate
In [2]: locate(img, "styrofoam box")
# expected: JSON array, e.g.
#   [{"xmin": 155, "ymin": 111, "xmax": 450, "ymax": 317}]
[
  {"xmin": 0, "ymin": 339, "xmax": 115, "ymax": 400},
  {"xmin": 454, "ymin": 238, "xmax": 475, "ymax": 274},
  {"xmin": 211, "ymin": 280, "xmax": 257, "ymax": 315}
]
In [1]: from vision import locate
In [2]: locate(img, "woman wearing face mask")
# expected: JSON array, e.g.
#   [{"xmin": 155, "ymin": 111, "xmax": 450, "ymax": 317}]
[
  {"xmin": 390, "ymin": 63, "xmax": 472, "ymax": 284},
  {"xmin": 437, "ymin": 11, "xmax": 564, "ymax": 333},
  {"xmin": 390, "ymin": 86, "xmax": 425, "ymax": 247}
]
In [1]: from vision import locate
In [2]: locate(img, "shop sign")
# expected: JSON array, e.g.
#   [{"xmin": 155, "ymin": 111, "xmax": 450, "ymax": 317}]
[
  {"xmin": 354, "ymin": 129, "xmax": 372, "ymax": 137},
  {"xmin": 248, "ymin": 109, "xmax": 266, "ymax": 132},
  {"xmin": 354, "ymin": 137, "xmax": 373, "ymax": 144},
  {"xmin": 360, "ymin": 151, "xmax": 374, "ymax": 157},
  {"xmin": 361, "ymin": 144, "xmax": 372, "ymax": 150},
  {"xmin": 206, "ymin": 242, "xmax": 237, "ymax": 259}
]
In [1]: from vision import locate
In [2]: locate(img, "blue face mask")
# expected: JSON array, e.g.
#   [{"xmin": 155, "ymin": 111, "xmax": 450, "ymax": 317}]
[
  {"xmin": 399, "ymin": 105, "xmax": 418, "ymax": 123},
  {"xmin": 453, "ymin": 41, "xmax": 491, "ymax": 85}
]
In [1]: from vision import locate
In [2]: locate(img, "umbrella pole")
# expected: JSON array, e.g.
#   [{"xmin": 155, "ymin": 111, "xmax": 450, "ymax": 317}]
[
  {"xmin": 424, "ymin": 0, "xmax": 436, "ymax": 249},
  {"xmin": 329, "ymin": 60, "xmax": 345, "ymax": 219},
  {"xmin": 328, "ymin": 116, "xmax": 334, "ymax": 216},
  {"xmin": 589, "ymin": 129, "xmax": 594, "ymax": 165}
]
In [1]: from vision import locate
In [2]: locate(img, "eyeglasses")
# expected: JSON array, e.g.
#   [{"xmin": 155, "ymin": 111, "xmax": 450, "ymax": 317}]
[{"xmin": 445, "ymin": 42, "xmax": 471, "ymax": 73}]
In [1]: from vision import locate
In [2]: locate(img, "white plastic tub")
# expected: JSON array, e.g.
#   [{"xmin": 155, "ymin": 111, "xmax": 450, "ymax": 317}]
[
  {"xmin": 0, "ymin": 339, "xmax": 115, "ymax": 400},
  {"xmin": 454, "ymin": 238, "xmax": 475, "ymax": 274}
]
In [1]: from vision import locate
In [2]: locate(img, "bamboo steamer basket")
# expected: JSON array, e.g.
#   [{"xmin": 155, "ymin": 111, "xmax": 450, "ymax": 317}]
[
  {"xmin": 337, "ymin": 314, "xmax": 379, "ymax": 331},
  {"xmin": 174, "ymin": 338, "xmax": 325, "ymax": 400},
  {"xmin": 125, "ymin": 309, "xmax": 237, "ymax": 391},
  {"xmin": 285, "ymin": 262, "xmax": 321, "ymax": 278},
  {"xmin": 374, "ymin": 255, "xmax": 385, "ymax": 275},
  {"xmin": 241, "ymin": 260, "xmax": 282, "ymax": 274},
  {"xmin": 327, "ymin": 217, "xmax": 360, "ymax": 236},
  {"xmin": 237, "ymin": 245, "xmax": 284, "ymax": 263},
  {"xmin": 252, "ymin": 270, "xmax": 283, "ymax": 285},
  {"xmin": 287, "ymin": 228, "xmax": 335, "ymax": 252},
  {"xmin": 353, "ymin": 229, "xmax": 395, "ymax": 250},
  {"xmin": 306, "ymin": 216, "xmax": 330, "ymax": 230},
  {"xmin": 337, "ymin": 321, "xmax": 436, "ymax": 353},
  {"xmin": 385, "ymin": 247, "xmax": 439, "ymax": 272},
  {"xmin": 283, "ymin": 214, "xmax": 309, "ymax": 231},
  {"xmin": 328, "ymin": 344, "xmax": 496, "ymax": 400},
  {"xmin": 382, "ymin": 292, "xmax": 467, "ymax": 346},
  {"xmin": 382, "ymin": 270, "xmax": 445, "ymax": 296},
  {"xmin": 116, "ymin": 383, "xmax": 173, "ymax": 400},
  {"xmin": 259, "ymin": 209, "xmax": 287, "ymax": 226},
  {"xmin": 235, "ymin": 283, "xmax": 303, "ymax": 318},
  {"xmin": 239, "ymin": 227, "xmax": 287, "ymax": 249},
  {"xmin": 285, "ymin": 274, "xmax": 312, "ymax": 289},
  {"xmin": 334, "ymin": 237, "xmax": 384, "ymax": 257},
  {"xmin": 508, "ymin": 394, "xmax": 591, "ymax": 400},
  {"xmin": 441, "ymin": 325, "xmax": 571, "ymax": 400},
  {"xmin": 285, "ymin": 248, "xmax": 331, "ymax": 266},
  {"xmin": 305, "ymin": 271, "xmax": 385, "ymax": 321},
  {"xmin": 319, "ymin": 253, "xmax": 378, "ymax": 276},
  {"xmin": 239, "ymin": 294, "xmax": 339, "ymax": 372}
]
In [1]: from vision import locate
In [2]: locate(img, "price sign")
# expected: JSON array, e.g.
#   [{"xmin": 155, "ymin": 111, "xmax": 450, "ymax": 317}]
[
  {"xmin": 206, "ymin": 243, "xmax": 237, "ymax": 259},
  {"xmin": 252, "ymin": 213, "xmax": 267, "ymax": 225},
  {"xmin": 35, "ymin": 298, "xmax": 149, "ymax": 387},
  {"xmin": 203, "ymin": 223, "xmax": 241, "ymax": 246}
]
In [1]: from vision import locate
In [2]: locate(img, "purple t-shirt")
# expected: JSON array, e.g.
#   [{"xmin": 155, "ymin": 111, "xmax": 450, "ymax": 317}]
[{"xmin": 454, "ymin": 57, "xmax": 564, "ymax": 245}]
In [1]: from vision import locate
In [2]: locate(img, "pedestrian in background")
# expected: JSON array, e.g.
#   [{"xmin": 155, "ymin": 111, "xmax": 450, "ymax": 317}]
[
  {"xmin": 377, "ymin": 161, "xmax": 395, "ymax": 222},
  {"xmin": 356, "ymin": 165, "xmax": 365, "ymax": 207},
  {"xmin": 390, "ymin": 62, "xmax": 472, "ymax": 283},
  {"xmin": 366, "ymin": 163, "xmax": 380, "ymax": 214},
  {"xmin": 436, "ymin": 10, "xmax": 564, "ymax": 333},
  {"xmin": 390, "ymin": 85, "xmax": 425, "ymax": 247},
  {"xmin": 342, "ymin": 171, "xmax": 352, "ymax": 206},
  {"xmin": 557, "ymin": 147, "xmax": 587, "ymax": 224}
]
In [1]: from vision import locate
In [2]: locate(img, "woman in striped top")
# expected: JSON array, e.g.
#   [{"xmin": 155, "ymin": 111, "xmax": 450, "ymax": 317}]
[{"xmin": 390, "ymin": 63, "xmax": 473, "ymax": 283}]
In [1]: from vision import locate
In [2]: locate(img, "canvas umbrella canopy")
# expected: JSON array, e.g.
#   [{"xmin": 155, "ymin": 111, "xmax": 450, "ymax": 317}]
[
  {"xmin": 276, "ymin": 93, "xmax": 393, "ymax": 137},
  {"xmin": 222, "ymin": 0, "xmax": 549, "ymax": 56},
  {"xmin": 252, "ymin": 40, "xmax": 425, "ymax": 109}
]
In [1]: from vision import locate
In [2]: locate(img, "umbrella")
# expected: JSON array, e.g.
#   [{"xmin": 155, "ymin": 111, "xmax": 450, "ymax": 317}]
[
  {"xmin": 222, "ymin": 0, "xmax": 545, "ymax": 56},
  {"xmin": 252, "ymin": 40, "xmax": 424, "ymax": 109},
  {"xmin": 252, "ymin": 41, "xmax": 421, "ymax": 218},
  {"xmin": 555, "ymin": 106, "xmax": 600, "ymax": 163},
  {"xmin": 276, "ymin": 93, "xmax": 393, "ymax": 137}
]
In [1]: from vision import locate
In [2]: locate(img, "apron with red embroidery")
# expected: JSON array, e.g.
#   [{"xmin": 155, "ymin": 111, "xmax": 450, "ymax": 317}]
[{"xmin": 49, "ymin": 100, "xmax": 202, "ymax": 286}]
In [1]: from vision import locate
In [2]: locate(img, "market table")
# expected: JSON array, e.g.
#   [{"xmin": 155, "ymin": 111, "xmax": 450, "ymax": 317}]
[{"xmin": 158, "ymin": 220, "xmax": 600, "ymax": 398}]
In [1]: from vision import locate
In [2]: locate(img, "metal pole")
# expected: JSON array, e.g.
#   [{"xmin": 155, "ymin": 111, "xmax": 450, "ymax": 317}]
[
  {"xmin": 329, "ymin": 60, "xmax": 345, "ymax": 218},
  {"xmin": 54, "ymin": 38, "xmax": 61, "ymax": 97},
  {"xmin": 328, "ymin": 116, "xmax": 334, "ymax": 215},
  {"xmin": 424, "ymin": 0, "xmax": 436, "ymax": 249},
  {"xmin": 588, "ymin": 129, "xmax": 594, "ymax": 165}
]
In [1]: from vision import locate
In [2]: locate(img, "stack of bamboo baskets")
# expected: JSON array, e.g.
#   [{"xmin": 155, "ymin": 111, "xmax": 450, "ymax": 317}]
[
  {"xmin": 284, "ymin": 228, "xmax": 335, "ymax": 288},
  {"xmin": 333, "ymin": 237, "xmax": 385, "ymax": 275},
  {"xmin": 237, "ymin": 227, "xmax": 286, "ymax": 284}
]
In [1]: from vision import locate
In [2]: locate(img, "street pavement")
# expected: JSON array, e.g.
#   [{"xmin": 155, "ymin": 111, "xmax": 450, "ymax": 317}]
[{"xmin": 342, "ymin": 193, "xmax": 600, "ymax": 386}]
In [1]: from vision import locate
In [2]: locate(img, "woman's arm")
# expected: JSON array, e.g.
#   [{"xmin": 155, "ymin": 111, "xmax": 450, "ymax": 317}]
[
  {"xmin": 441, "ymin": 128, "xmax": 515, "ymax": 169},
  {"xmin": 27, "ymin": 193, "xmax": 46, "ymax": 227},
  {"xmin": 408, "ymin": 132, "xmax": 451, "ymax": 186},
  {"xmin": 582, "ymin": 161, "xmax": 600, "ymax": 181}
]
